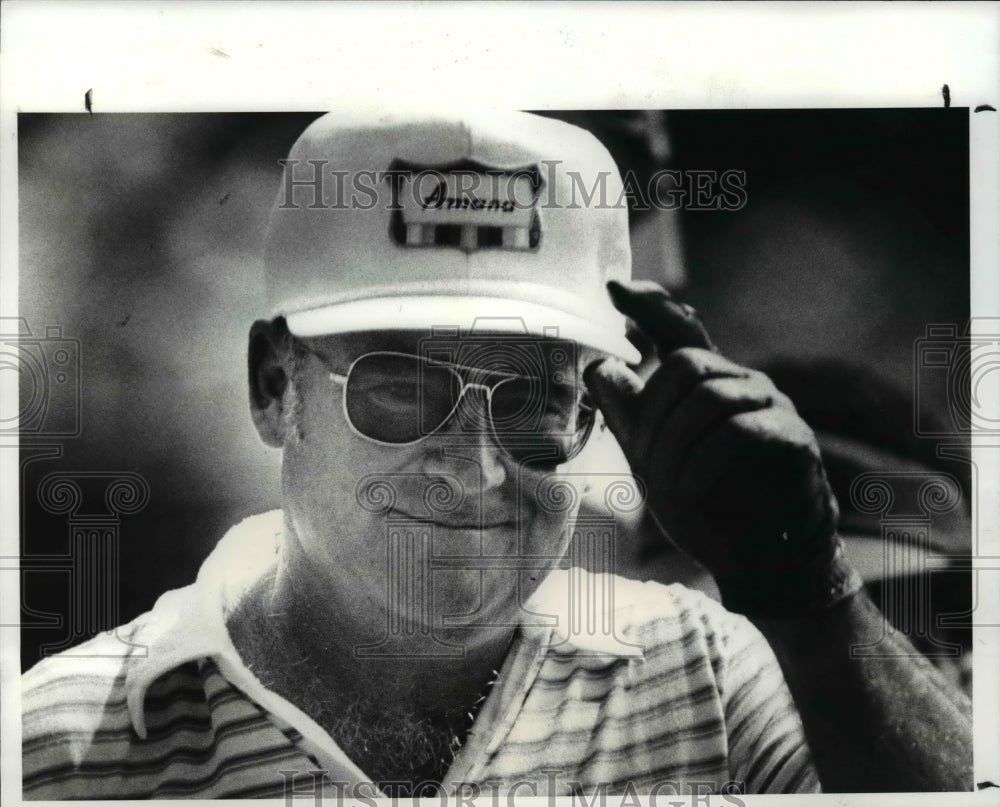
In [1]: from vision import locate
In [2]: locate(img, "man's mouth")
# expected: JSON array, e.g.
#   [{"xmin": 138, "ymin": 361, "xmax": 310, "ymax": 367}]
[
  {"xmin": 433, "ymin": 520, "xmax": 517, "ymax": 530},
  {"xmin": 387, "ymin": 507, "xmax": 516, "ymax": 530}
]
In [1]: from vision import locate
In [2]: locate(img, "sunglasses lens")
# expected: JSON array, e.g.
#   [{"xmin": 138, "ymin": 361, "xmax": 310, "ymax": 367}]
[
  {"xmin": 341, "ymin": 352, "xmax": 595, "ymax": 465},
  {"xmin": 490, "ymin": 379, "xmax": 595, "ymax": 467},
  {"xmin": 345, "ymin": 354, "xmax": 458, "ymax": 443}
]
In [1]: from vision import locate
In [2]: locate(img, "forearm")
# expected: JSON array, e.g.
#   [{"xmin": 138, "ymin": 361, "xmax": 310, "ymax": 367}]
[
  {"xmin": 752, "ymin": 588, "xmax": 972, "ymax": 792},
  {"xmin": 584, "ymin": 282, "xmax": 974, "ymax": 791}
]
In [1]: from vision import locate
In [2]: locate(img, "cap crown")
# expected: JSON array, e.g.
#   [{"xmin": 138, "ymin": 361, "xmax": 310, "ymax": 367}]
[{"xmin": 265, "ymin": 111, "xmax": 637, "ymax": 361}]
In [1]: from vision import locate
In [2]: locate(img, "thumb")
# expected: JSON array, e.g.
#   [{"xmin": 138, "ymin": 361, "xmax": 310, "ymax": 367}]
[{"xmin": 584, "ymin": 358, "xmax": 644, "ymax": 454}]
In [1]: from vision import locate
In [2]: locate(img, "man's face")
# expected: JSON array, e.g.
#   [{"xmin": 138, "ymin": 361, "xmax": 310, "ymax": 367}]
[{"xmin": 273, "ymin": 328, "xmax": 597, "ymax": 651}]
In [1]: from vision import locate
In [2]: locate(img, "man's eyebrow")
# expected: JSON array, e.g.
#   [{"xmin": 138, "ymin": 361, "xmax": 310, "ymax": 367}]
[{"xmin": 307, "ymin": 332, "xmax": 593, "ymax": 370}]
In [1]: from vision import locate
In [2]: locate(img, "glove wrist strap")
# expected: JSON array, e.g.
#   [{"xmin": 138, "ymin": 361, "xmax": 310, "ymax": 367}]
[{"xmin": 716, "ymin": 536, "xmax": 864, "ymax": 619}]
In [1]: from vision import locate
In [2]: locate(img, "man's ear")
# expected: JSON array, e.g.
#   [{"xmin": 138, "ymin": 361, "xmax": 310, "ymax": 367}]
[{"xmin": 248, "ymin": 319, "xmax": 291, "ymax": 447}]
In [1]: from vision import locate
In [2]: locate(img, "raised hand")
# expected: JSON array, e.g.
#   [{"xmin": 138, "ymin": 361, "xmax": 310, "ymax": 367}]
[{"xmin": 585, "ymin": 281, "xmax": 848, "ymax": 611}]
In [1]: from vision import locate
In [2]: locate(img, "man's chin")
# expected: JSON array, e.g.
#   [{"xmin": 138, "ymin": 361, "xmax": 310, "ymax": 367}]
[
  {"xmin": 435, "ymin": 567, "xmax": 559, "ymax": 631},
  {"xmin": 370, "ymin": 566, "xmax": 553, "ymax": 644}
]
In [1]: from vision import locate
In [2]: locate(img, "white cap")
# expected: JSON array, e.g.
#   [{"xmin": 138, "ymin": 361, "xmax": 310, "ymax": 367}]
[{"xmin": 265, "ymin": 110, "xmax": 640, "ymax": 363}]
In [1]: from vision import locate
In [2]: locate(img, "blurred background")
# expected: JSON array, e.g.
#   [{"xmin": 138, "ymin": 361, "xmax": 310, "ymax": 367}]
[{"xmin": 16, "ymin": 110, "xmax": 971, "ymax": 682}]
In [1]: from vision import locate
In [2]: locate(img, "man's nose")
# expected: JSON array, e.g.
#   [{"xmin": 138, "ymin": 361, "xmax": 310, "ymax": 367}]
[{"xmin": 421, "ymin": 388, "xmax": 508, "ymax": 491}]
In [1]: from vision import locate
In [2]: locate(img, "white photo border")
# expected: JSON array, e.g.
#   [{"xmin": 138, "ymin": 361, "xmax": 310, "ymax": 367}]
[{"xmin": 1, "ymin": 3, "xmax": 997, "ymax": 806}]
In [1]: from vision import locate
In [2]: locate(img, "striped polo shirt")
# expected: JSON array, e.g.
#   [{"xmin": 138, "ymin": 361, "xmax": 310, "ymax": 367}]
[{"xmin": 22, "ymin": 511, "xmax": 820, "ymax": 798}]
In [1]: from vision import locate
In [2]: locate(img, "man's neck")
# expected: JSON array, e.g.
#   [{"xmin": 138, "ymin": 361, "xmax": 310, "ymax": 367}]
[{"xmin": 225, "ymin": 540, "xmax": 517, "ymax": 788}]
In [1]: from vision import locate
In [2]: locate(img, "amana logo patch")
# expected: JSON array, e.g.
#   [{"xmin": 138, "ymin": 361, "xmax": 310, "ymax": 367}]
[{"xmin": 387, "ymin": 159, "xmax": 543, "ymax": 253}]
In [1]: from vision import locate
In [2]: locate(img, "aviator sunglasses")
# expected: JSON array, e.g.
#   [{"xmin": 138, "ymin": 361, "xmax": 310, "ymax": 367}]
[{"xmin": 299, "ymin": 343, "xmax": 596, "ymax": 468}]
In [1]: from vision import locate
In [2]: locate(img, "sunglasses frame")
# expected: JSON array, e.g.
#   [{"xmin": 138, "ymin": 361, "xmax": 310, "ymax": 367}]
[{"xmin": 302, "ymin": 346, "xmax": 596, "ymax": 466}]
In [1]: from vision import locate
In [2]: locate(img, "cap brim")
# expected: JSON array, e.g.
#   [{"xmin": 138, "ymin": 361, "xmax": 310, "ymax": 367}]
[{"xmin": 285, "ymin": 295, "xmax": 641, "ymax": 364}]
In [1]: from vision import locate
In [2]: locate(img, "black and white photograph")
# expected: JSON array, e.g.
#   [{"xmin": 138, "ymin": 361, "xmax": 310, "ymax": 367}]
[{"xmin": 2, "ymin": 3, "xmax": 997, "ymax": 804}]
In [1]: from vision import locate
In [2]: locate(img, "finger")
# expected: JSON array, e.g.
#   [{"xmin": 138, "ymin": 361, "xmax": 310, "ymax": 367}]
[
  {"xmin": 631, "ymin": 348, "xmax": 753, "ymax": 433},
  {"xmin": 649, "ymin": 374, "xmax": 789, "ymax": 493},
  {"xmin": 607, "ymin": 280, "xmax": 717, "ymax": 359},
  {"xmin": 622, "ymin": 348, "xmax": 749, "ymax": 473},
  {"xmin": 583, "ymin": 358, "xmax": 644, "ymax": 455}
]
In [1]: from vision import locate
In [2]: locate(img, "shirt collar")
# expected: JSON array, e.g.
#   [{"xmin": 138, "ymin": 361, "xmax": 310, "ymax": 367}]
[
  {"xmin": 523, "ymin": 566, "xmax": 648, "ymax": 658},
  {"xmin": 124, "ymin": 510, "xmax": 284, "ymax": 738}
]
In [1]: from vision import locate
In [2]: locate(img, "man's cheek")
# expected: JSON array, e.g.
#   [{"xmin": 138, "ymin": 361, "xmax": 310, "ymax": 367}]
[{"xmin": 518, "ymin": 504, "xmax": 575, "ymax": 562}]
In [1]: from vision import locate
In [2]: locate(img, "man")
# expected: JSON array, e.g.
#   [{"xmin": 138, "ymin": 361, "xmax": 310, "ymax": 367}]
[{"xmin": 22, "ymin": 111, "xmax": 971, "ymax": 798}]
